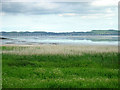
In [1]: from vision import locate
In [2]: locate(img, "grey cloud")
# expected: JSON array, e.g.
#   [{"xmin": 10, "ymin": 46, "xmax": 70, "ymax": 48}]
[
  {"xmin": 2, "ymin": 2, "xmax": 25, "ymax": 13},
  {"xmin": 1, "ymin": 2, "xmax": 117, "ymax": 15}
]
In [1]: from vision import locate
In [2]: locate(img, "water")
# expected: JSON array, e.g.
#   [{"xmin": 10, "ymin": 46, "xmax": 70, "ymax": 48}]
[{"xmin": 1, "ymin": 35, "xmax": 118, "ymax": 46}]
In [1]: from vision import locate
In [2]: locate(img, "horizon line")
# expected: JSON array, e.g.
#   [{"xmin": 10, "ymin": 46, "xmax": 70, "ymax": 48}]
[{"xmin": 0, "ymin": 29, "xmax": 118, "ymax": 33}]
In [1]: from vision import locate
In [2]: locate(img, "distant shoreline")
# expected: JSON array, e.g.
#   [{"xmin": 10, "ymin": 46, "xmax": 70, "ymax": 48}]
[
  {"xmin": 1, "ymin": 30, "xmax": 119, "ymax": 36},
  {"xmin": 1, "ymin": 43, "xmax": 118, "ymax": 47}
]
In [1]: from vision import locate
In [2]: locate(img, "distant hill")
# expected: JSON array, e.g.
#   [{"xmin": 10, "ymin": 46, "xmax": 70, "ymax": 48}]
[
  {"xmin": 90, "ymin": 30, "xmax": 118, "ymax": 35},
  {"xmin": 1, "ymin": 30, "xmax": 119, "ymax": 36}
]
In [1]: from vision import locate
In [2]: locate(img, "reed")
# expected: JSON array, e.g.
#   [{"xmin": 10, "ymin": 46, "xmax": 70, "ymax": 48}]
[
  {"xmin": 2, "ymin": 45, "xmax": 118, "ymax": 55},
  {"xmin": 1, "ymin": 45, "xmax": 119, "ymax": 88}
]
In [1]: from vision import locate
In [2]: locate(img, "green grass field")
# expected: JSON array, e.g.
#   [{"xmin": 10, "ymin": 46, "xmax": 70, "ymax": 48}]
[{"xmin": 1, "ymin": 45, "xmax": 119, "ymax": 88}]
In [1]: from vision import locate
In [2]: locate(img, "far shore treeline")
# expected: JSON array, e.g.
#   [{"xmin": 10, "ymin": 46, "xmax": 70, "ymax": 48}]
[{"xmin": 1, "ymin": 30, "xmax": 119, "ymax": 36}]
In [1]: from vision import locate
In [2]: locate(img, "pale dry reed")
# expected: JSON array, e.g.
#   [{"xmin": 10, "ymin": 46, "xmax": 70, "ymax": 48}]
[{"xmin": 2, "ymin": 44, "xmax": 118, "ymax": 55}]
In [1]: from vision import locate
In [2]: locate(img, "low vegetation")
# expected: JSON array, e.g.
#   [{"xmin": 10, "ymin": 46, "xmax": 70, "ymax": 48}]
[{"xmin": 1, "ymin": 45, "xmax": 119, "ymax": 88}]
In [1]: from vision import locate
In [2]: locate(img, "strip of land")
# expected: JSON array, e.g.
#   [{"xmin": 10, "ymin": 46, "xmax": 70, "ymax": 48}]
[
  {"xmin": 1, "ymin": 45, "xmax": 119, "ymax": 88},
  {"xmin": 2, "ymin": 44, "xmax": 118, "ymax": 55}
]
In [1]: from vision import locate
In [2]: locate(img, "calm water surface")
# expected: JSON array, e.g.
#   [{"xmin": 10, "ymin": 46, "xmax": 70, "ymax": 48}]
[{"xmin": 2, "ymin": 35, "xmax": 118, "ymax": 46}]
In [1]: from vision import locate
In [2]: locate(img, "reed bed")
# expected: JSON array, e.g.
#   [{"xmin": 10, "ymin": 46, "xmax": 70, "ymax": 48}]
[
  {"xmin": 2, "ymin": 44, "xmax": 118, "ymax": 55},
  {"xmin": 2, "ymin": 45, "xmax": 119, "ymax": 88}
]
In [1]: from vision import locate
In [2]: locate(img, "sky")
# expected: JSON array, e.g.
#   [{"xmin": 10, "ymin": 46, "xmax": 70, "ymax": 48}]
[{"xmin": 0, "ymin": 0, "xmax": 119, "ymax": 32}]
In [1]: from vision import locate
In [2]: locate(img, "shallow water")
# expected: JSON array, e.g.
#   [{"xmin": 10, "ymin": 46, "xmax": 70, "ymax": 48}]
[{"xmin": 1, "ymin": 35, "xmax": 118, "ymax": 46}]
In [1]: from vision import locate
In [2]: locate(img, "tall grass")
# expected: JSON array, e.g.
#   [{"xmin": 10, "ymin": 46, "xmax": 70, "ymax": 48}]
[
  {"xmin": 1, "ymin": 45, "xmax": 119, "ymax": 88},
  {"xmin": 2, "ymin": 45, "xmax": 118, "ymax": 55}
]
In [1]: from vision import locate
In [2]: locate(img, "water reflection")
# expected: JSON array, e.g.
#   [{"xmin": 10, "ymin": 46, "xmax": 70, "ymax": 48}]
[{"xmin": 2, "ymin": 35, "xmax": 118, "ymax": 45}]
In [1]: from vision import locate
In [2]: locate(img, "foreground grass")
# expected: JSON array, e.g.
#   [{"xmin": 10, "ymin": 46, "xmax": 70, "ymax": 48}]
[{"xmin": 2, "ymin": 45, "xmax": 119, "ymax": 88}]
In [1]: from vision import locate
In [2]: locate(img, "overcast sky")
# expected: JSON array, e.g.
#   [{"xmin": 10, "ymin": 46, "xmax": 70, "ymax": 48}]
[{"xmin": 0, "ymin": 0, "xmax": 119, "ymax": 32}]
